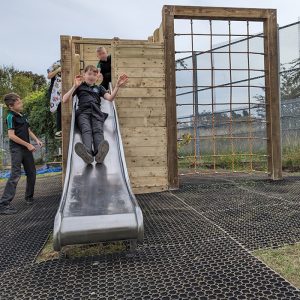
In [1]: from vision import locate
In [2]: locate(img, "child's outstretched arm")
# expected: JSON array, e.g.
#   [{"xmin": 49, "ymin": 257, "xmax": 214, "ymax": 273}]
[
  {"xmin": 47, "ymin": 66, "xmax": 61, "ymax": 79},
  {"xmin": 103, "ymin": 74, "xmax": 128, "ymax": 102},
  {"xmin": 62, "ymin": 75, "xmax": 82, "ymax": 103}
]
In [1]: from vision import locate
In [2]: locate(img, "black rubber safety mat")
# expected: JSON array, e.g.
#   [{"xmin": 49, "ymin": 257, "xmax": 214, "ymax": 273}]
[
  {"xmin": 0, "ymin": 176, "xmax": 61, "ymax": 273},
  {"xmin": 0, "ymin": 174, "xmax": 300, "ymax": 299},
  {"xmin": 176, "ymin": 174, "xmax": 300, "ymax": 250}
]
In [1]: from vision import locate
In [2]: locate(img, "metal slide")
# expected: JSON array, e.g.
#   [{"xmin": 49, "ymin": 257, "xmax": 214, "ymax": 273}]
[{"xmin": 53, "ymin": 96, "xmax": 144, "ymax": 251}]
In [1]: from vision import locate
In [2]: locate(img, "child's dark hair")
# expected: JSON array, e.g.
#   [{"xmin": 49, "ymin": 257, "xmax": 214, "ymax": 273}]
[
  {"xmin": 3, "ymin": 93, "xmax": 20, "ymax": 108},
  {"xmin": 84, "ymin": 65, "xmax": 98, "ymax": 73}
]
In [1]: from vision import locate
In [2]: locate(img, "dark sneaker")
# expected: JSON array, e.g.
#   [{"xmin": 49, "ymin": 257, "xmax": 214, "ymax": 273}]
[
  {"xmin": 0, "ymin": 205, "xmax": 17, "ymax": 215},
  {"xmin": 75, "ymin": 142, "xmax": 94, "ymax": 164},
  {"xmin": 95, "ymin": 140, "xmax": 110, "ymax": 164},
  {"xmin": 25, "ymin": 197, "xmax": 34, "ymax": 205}
]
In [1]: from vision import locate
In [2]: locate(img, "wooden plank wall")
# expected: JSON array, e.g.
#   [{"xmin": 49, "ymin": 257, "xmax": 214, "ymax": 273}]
[
  {"xmin": 66, "ymin": 37, "xmax": 168, "ymax": 194},
  {"xmin": 113, "ymin": 40, "xmax": 168, "ymax": 194}
]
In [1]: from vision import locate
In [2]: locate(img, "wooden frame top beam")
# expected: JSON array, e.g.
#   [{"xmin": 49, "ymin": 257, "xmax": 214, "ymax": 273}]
[{"xmin": 163, "ymin": 5, "xmax": 276, "ymax": 21}]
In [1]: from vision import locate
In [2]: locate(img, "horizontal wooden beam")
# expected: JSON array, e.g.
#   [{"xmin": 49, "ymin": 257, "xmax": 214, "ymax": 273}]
[{"xmin": 164, "ymin": 5, "xmax": 275, "ymax": 21}]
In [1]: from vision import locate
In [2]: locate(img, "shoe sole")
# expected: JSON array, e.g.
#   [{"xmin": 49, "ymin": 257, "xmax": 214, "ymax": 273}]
[
  {"xmin": 75, "ymin": 143, "xmax": 94, "ymax": 164},
  {"xmin": 95, "ymin": 141, "xmax": 109, "ymax": 164}
]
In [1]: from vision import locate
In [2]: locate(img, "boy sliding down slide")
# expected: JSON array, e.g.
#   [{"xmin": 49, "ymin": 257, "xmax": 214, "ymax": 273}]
[{"xmin": 62, "ymin": 65, "xmax": 128, "ymax": 164}]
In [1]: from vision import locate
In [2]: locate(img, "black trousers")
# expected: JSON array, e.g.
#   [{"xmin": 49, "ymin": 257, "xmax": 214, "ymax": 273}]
[
  {"xmin": 56, "ymin": 102, "xmax": 62, "ymax": 131},
  {"xmin": 76, "ymin": 108, "xmax": 106, "ymax": 155},
  {"xmin": 0, "ymin": 147, "xmax": 36, "ymax": 206}
]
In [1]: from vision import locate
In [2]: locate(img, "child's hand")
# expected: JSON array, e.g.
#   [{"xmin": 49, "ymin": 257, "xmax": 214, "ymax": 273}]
[
  {"xmin": 74, "ymin": 75, "xmax": 83, "ymax": 87},
  {"xmin": 36, "ymin": 139, "xmax": 43, "ymax": 148},
  {"xmin": 27, "ymin": 144, "xmax": 36, "ymax": 152},
  {"xmin": 116, "ymin": 74, "xmax": 128, "ymax": 87}
]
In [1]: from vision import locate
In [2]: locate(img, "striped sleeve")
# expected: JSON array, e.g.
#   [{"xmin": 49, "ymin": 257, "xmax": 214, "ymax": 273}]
[{"xmin": 6, "ymin": 113, "xmax": 14, "ymax": 130}]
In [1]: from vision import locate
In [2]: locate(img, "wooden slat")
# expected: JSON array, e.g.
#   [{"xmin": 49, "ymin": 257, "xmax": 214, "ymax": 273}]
[
  {"xmin": 124, "ymin": 146, "xmax": 166, "ymax": 157},
  {"xmin": 167, "ymin": 5, "xmax": 272, "ymax": 20},
  {"xmin": 118, "ymin": 107, "xmax": 165, "ymax": 118},
  {"xmin": 117, "ymin": 87, "xmax": 165, "ymax": 98},
  {"xmin": 120, "ymin": 127, "xmax": 166, "ymax": 137},
  {"xmin": 73, "ymin": 39, "xmax": 114, "ymax": 44},
  {"xmin": 131, "ymin": 176, "xmax": 168, "ymax": 188},
  {"xmin": 125, "ymin": 156, "xmax": 167, "ymax": 167},
  {"xmin": 163, "ymin": 7, "xmax": 179, "ymax": 189},
  {"xmin": 83, "ymin": 44, "xmax": 112, "ymax": 53},
  {"xmin": 82, "ymin": 60, "xmax": 99, "ymax": 66},
  {"xmin": 158, "ymin": 23, "xmax": 164, "ymax": 42},
  {"xmin": 123, "ymin": 135, "xmax": 166, "ymax": 147},
  {"xmin": 83, "ymin": 49, "xmax": 112, "ymax": 59},
  {"xmin": 116, "ymin": 57, "xmax": 164, "ymax": 68},
  {"xmin": 61, "ymin": 36, "xmax": 73, "ymax": 180},
  {"xmin": 115, "ymin": 67, "xmax": 164, "ymax": 78},
  {"xmin": 116, "ymin": 98, "xmax": 165, "ymax": 108},
  {"xmin": 115, "ymin": 48, "xmax": 164, "ymax": 58},
  {"xmin": 115, "ymin": 40, "xmax": 163, "ymax": 46},
  {"xmin": 83, "ymin": 53, "xmax": 106, "ymax": 61},
  {"xmin": 153, "ymin": 28, "xmax": 159, "ymax": 43},
  {"xmin": 116, "ymin": 78, "xmax": 165, "ymax": 89},
  {"xmin": 132, "ymin": 186, "xmax": 167, "ymax": 194},
  {"xmin": 153, "ymin": 22, "xmax": 164, "ymax": 43},
  {"xmin": 129, "ymin": 166, "xmax": 168, "ymax": 178},
  {"xmin": 119, "ymin": 116, "xmax": 166, "ymax": 127}
]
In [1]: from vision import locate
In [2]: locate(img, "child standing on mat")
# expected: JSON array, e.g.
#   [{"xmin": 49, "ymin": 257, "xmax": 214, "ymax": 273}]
[
  {"xmin": 62, "ymin": 65, "xmax": 128, "ymax": 164},
  {"xmin": 0, "ymin": 93, "xmax": 43, "ymax": 215}
]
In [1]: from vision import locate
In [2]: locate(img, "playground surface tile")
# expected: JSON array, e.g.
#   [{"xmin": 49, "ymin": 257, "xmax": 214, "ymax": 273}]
[{"xmin": 0, "ymin": 173, "xmax": 300, "ymax": 299}]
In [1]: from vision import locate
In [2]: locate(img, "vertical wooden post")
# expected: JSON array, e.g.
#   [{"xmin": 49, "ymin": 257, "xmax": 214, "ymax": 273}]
[
  {"xmin": 264, "ymin": 10, "xmax": 282, "ymax": 180},
  {"xmin": 111, "ymin": 38, "xmax": 117, "ymax": 87},
  {"xmin": 162, "ymin": 6, "xmax": 179, "ymax": 189},
  {"xmin": 61, "ymin": 36, "xmax": 74, "ymax": 181},
  {"xmin": 61, "ymin": 36, "xmax": 82, "ymax": 182}
]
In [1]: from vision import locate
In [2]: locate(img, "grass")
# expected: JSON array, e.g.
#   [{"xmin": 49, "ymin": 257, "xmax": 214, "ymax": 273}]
[
  {"xmin": 253, "ymin": 243, "xmax": 300, "ymax": 288},
  {"xmin": 178, "ymin": 153, "xmax": 268, "ymax": 173},
  {"xmin": 282, "ymin": 146, "xmax": 300, "ymax": 172},
  {"xmin": 178, "ymin": 145, "xmax": 300, "ymax": 173},
  {"xmin": 36, "ymin": 234, "xmax": 127, "ymax": 262},
  {"xmin": 37, "ymin": 234, "xmax": 59, "ymax": 262}
]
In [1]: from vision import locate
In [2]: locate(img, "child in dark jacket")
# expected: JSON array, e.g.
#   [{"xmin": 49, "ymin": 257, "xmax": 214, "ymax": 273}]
[
  {"xmin": 62, "ymin": 65, "xmax": 128, "ymax": 164},
  {"xmin": 96, "ymin": 46, "xmax": 111, "ymax": 90}
]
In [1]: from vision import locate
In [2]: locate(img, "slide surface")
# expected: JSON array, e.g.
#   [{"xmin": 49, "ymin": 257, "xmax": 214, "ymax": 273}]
[{"xmin": 53, "ymin": 97, "xmax": 144, "ymax": 251}]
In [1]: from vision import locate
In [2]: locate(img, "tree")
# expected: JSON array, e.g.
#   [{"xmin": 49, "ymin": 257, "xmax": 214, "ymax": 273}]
[
  {"xmin": 0, "ymin": 65, "xmax": 59, "ymax": 161},
  {"xmin": 0, "ymin": 65, "xmax": 47, "ymax": 99},
  {"xmin": 22, "ymin": 89, "xmax": 59, "ymax": 161},
  {"xmin": 23, "ymin": 89, "xmax": 56, "ymax": 139},
  {"xmin": 280, "ymin": 58, "xmax": 300, "ymax": 100}
]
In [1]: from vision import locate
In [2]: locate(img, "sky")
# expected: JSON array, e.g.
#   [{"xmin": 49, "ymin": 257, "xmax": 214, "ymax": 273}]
[{"xmin": 0, "ymin": 0, "xmax": 299, "ymax": 77}]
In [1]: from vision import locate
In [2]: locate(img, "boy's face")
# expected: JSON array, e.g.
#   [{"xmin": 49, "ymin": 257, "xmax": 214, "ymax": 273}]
[
  {"xmin": 83, "ymin": 70, "xmax": 98, "ymax": 85},
  {"xmin": 10, "ymin": 99, "xmax": 23, "ymax": 112},
  {"xmin": 97, "ymin": 49, "xmax": 108, "ymax": 61}
]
